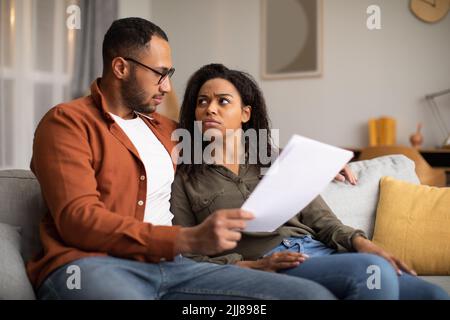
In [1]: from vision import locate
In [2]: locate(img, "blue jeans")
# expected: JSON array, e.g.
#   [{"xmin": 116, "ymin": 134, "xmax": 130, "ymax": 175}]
[
  {"xmin": 264, "ymin": 236, "xmax": 449, "ymax": 300},
  {"xmin": 37, "ymin": 255, "xmax": 336, "ymax": 300}
]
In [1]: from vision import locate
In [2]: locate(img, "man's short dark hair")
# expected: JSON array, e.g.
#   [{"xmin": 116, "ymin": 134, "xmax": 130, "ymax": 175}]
[{"xmin": 102, "ymin": 17, "xmax": 168, "ymax": 74}]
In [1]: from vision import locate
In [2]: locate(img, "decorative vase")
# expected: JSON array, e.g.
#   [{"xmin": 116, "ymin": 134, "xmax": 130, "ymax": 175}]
[{"xmin": 409, "ymin": 123, "xmax": 423, "ymax": 148}]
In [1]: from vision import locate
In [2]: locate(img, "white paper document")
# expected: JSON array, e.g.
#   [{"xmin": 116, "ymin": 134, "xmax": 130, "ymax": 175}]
[{"xmin": 242, "ymin": 135, "xmax": 353, "ymax": 232}]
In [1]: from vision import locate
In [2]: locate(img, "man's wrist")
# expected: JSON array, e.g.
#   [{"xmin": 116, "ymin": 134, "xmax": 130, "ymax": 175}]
[{"xmin": 174, "ymin": 227, "xmax": 196, "ymax": 255}]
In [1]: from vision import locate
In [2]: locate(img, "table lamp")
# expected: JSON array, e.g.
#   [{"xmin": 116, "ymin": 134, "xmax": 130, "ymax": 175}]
[{"xmin": 425, "ymin": 88, "xmax": 450, "ymax": 149}]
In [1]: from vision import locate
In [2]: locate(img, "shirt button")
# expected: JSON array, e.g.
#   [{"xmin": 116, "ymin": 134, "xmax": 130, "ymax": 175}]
[
  {"xmin": 137, "ymin": 200, "xmax": 144, "ymax": 206},
  {"xmin": 140, "ymin": 175, "xmax": 146, "ymax": 181},
  {"xmin": 283, "ymin": 239, "xmax": 291, "ymax": 247}
]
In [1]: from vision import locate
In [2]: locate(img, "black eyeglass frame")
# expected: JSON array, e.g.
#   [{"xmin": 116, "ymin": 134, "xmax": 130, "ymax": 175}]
[{"xmin": 123, "ymin": 57, "xmax": 175, "ymax": 84}]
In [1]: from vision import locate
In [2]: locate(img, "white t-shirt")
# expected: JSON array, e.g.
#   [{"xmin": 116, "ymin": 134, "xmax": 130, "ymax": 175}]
[{"xmin": 110, "ymin": 113, "xmax": 174, "ymax": 226}]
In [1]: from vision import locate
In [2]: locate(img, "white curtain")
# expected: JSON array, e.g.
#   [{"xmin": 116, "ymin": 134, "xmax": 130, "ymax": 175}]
[
  {"xmin": 72, "ymin": 0, "xmax": 118, "ymax": 98},
  {"xmin": 0, "ymin": 0, "xmax": 117, "ymax": 169}
]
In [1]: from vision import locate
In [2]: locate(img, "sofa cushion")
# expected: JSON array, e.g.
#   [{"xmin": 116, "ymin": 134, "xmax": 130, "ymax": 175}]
[
  {"xmin": 321, "ymin": 155, "xmax": 420, "ymax": 239},
  {"xmin": 0, "ymin": 170, "xmax": 47, "ymax": 262},
  {"xmin": 372, "ymin": 177, "xmax": 450, "ymax": 275},
  {"xmin": 0, "ymin": 222, "xmax": 36, "ymax": 299}
]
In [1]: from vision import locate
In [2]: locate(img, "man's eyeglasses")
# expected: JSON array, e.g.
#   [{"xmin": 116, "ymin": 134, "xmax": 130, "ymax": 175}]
[{"xmin": 123, "ymin": 57, "xmax": 175, "ymax": 85}]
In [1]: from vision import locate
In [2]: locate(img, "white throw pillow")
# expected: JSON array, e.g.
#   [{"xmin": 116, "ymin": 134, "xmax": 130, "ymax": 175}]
[{"xmin": 320, "ymin": 155, "xmax": 420, "ymax": 239}]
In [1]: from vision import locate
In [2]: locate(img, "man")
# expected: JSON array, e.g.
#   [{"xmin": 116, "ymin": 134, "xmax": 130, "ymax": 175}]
[{"xmin": 29, "ymin": 17, "xmax": 335, "ymax": 299}]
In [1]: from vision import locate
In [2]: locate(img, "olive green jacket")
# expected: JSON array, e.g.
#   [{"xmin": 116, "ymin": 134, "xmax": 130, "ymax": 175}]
[{"xmin": 171, "ymin": 164, "xmax": 366, "ymax": 264}]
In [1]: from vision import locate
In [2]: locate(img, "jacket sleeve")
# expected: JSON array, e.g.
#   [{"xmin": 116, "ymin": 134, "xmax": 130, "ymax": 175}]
[
  {"xmin": 31, "ymin": 106, "xmax": 180, "ymax": 262},
  {"xmin": 170, "ymin": 172, "xmax": 244, "ymax": 265},
  {"xmin": 299, "ymin": 196, "xmax": 367, "ymax": 252}
]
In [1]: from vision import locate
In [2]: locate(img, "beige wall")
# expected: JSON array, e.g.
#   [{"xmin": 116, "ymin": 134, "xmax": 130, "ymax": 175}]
[{"xmin": 120, "ymin": 0, "xmax": 450, "ymax": 148}]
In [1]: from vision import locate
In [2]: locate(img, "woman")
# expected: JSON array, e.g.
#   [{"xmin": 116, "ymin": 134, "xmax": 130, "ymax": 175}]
[{"xmin": 171, "ymin": 63, "xmax": 448, "ymax": 300}]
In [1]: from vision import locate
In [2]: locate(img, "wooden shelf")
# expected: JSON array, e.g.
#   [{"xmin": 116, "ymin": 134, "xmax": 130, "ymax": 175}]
[{"xmin": 345, "ymin": 147, "xmax": 450, "ymax": 170}]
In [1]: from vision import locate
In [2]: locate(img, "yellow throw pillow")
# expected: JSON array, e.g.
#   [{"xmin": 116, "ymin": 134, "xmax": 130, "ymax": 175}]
[{"xmin": 372, "ymin": 176, "xmax": 450, "ymax": 275}]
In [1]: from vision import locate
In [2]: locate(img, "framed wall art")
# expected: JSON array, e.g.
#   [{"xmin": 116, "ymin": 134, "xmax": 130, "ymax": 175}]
[{"xmin": 261, "ymin": 0, "xmax": 323, "ymax": 79}]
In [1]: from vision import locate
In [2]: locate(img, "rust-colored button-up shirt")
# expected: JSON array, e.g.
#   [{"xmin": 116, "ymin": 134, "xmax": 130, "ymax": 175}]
[{"xmin": 28, "ymin": 79, "xmax": 180, "ymax": 289}]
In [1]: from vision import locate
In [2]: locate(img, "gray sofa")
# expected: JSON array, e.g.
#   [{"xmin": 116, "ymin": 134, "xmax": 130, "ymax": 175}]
[{"xmin": 0, "ymin": 155, "xmax": 449, "ymax": 299}]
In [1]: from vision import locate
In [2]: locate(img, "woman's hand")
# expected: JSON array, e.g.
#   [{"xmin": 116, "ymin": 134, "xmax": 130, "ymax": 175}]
[
  {"xmin": 236, "ymin": 251, "xmax": 309, "ymax": 272},
  {"xmin": 335, "ymin": 165, "xmax": 358, "ymax": 185},
  {"xmin": 352, "ymin": 235, "xmax": 417, "ymax": 276}
]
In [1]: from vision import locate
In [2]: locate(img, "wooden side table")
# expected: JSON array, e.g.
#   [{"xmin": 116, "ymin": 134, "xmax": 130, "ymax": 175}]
[{"xmin": 418, "ymin": 149, "xmax": 450, "ymax": 186}]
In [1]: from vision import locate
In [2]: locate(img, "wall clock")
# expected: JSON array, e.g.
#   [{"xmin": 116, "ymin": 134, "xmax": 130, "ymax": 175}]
[{"xmin": 410, "ymin": 0, "xmax": 450, "ymax": 23}]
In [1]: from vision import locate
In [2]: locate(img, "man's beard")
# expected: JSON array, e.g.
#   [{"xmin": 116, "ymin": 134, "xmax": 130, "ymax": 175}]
[{"xmin": 120, "ymin": 70, "xmax": 156, "ymax": 114}]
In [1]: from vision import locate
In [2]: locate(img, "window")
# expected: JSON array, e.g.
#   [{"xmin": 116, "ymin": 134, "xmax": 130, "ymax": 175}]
[{"xmin": 0, "ymin": 0, "xmax": 78, "ymax": 169}]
